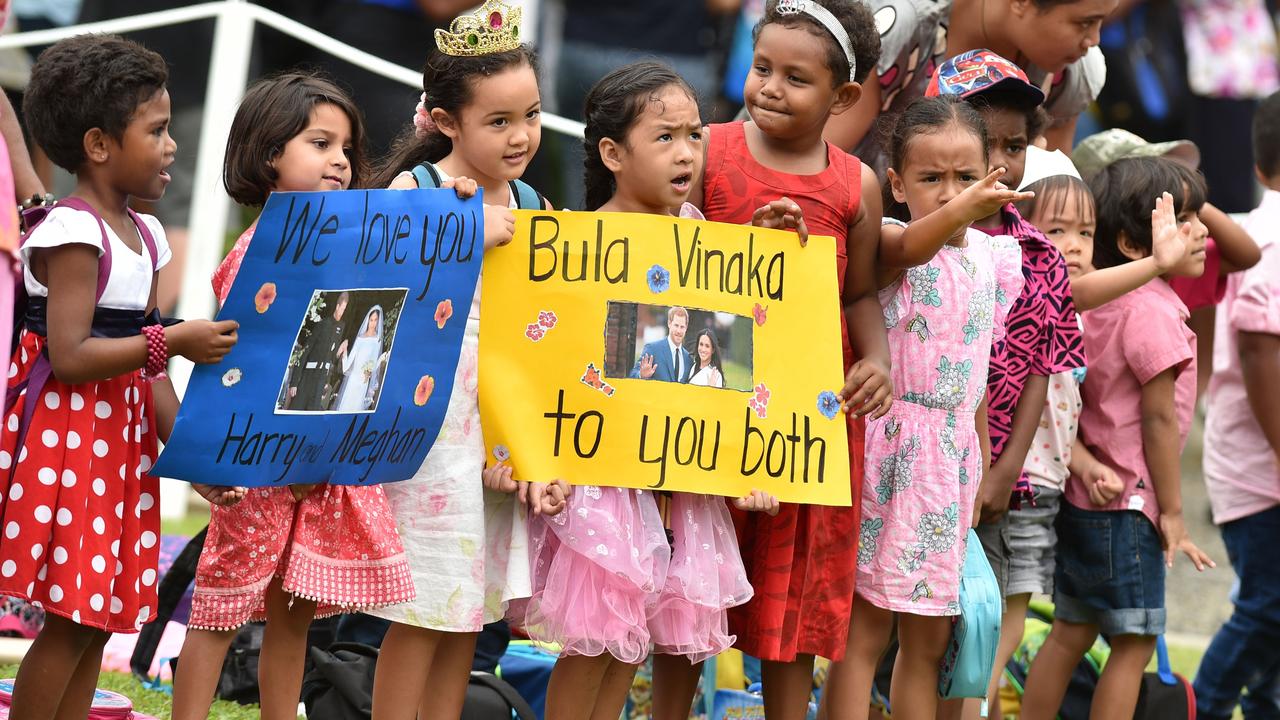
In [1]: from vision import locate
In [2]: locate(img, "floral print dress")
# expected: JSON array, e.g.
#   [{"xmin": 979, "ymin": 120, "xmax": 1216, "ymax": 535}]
[{"xmin": 856, "ymin": 227, "xmax": 1022, "ymax": 615}]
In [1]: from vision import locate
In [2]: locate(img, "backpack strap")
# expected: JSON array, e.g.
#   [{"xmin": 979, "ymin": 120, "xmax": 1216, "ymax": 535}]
[
  {"xmin": 507, "ymin": 179, "xmax": 544, "ymax": 210},
  {"xmin": 469, "ymin": 672, "xmax": 537, "ymax": 720},
  {"xmin": 411, "ymin": 162, "xmax": 444, "ymax": 190}
]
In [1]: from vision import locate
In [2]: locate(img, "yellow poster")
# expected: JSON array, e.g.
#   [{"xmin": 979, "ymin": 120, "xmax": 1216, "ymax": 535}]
[{"xmin": 479, "ymin": 210, "xmax": 851, "ymax": 505}]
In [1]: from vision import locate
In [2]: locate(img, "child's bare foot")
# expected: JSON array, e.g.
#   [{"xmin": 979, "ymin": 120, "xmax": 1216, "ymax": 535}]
[{"xmin": 192, "ymin": 483, "xmax": 246, "ymax": 507}]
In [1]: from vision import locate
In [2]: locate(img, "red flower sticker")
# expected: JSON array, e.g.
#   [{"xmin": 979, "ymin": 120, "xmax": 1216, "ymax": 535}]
[
  {"xmin": 538, "ymin": 310, "xmax": 558, "ymax": 329},
  {"xmin": 414, "ymin": 375, "xmax": 435, "ymax": 406},
  {"xmin": 254, "ymin": 283, "xmax": 277, "ymax": 313},
  {"xmin": 525, "ymin": 323, "xmax": 546, "ymax": 342},
  {"xmin": 752, "ymin": 303, "xmax": 767, "ymax": 326},
  {"xmin": 747, "ymin": 382, "xmax": 771, "ymax": 419},
  {"xmin": 434, "ymin": 299, "xmax": 454, "ymax": 329}
]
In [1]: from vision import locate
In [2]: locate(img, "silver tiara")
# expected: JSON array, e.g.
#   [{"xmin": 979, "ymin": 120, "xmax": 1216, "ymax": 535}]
[{"xmin": 776, "ymin": 0, "xmax": 856, "ymax": 81}]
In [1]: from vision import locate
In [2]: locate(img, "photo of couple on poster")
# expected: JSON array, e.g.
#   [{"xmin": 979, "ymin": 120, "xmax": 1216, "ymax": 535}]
[{"xmin": 621, "ymin": 304, "xmax": 753, "ymax": 391}]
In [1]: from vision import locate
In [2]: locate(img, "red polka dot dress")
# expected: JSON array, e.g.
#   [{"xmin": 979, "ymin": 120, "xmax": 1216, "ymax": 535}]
[{"xmin": 0, "ymin": 207, "xmax": 172, "ymax": 632}]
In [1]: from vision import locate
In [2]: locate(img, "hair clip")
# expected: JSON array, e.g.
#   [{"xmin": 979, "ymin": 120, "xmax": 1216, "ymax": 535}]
[{"xmin": 434, "ymin": 0, "xmax": 523, "ymax": 57}]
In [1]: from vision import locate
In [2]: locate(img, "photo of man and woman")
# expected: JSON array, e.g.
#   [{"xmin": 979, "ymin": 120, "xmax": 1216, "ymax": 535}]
[
  {"xmin": 276, "ymin": 288, "xmax": 408, "ymax": 413},
  {"xmin": 603, "ymin": 302, "xmax": 753, "ymax": 392}
]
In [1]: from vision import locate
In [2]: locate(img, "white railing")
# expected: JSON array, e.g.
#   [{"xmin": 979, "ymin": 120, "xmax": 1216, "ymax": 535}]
[
  {"xmin": 0, "ymin": 0, "xmax": 585, "ymax": 393},
  {"xmin": 0, "ymin": 1, "xmax": 585, "ymax": 516}
]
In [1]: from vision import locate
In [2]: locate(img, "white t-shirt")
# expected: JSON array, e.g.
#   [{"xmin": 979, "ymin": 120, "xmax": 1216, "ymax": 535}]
[{"xmin": 21, "ymin": 206, "xmax": 171, "ymax": 311}]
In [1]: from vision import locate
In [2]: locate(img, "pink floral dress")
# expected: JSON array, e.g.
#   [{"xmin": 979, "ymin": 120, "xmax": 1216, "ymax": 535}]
[
  {"xmin": 856, "ymin": 227, "xmax": 1022, "ymax": 615},
  {"xmin": 188, "ymin": 224, "xmax": 413, "ymax": 630}
]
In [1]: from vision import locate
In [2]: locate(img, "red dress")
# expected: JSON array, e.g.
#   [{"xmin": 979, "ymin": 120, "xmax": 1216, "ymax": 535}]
[{"xmin": 703, "ymin": 121, "xmax": 867, "ymax": 662}]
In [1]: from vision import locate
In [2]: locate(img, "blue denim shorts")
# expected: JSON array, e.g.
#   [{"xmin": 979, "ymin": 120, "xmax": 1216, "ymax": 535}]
[{"xmin": 1053, "ymin": 503, "xmax": 1166, "ymax": 636}]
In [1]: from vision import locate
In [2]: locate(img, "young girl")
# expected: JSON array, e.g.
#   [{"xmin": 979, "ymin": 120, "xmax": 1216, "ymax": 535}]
[
  {"xmin": 819, "ymin": 95, "xmax": 1027, "ymax": 720},
  {"xmin": 169, "ymin": 73, "xmax": 416, "ymax": 720},
  {"xmin": 3, "ymin": 34, "xmax": 239, "ymax": 720},
  {"xmin": 692, "ymin": 2, "xmax": 893, "ymax": 717},
  {"xmin": 364, "ymin": 6, "xmax": 567, "ymax": 719},
  {"xmin": 1020, "ymin": 155, "xmax": 1216, "ymax": 720},
  {"xmin": 522, "ymin": 61, "xmax": 779, "ymax": 720}
]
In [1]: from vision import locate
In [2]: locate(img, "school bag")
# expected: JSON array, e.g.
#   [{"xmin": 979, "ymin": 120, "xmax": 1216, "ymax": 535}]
[
  {"xmin": 409, "ymin": 163, "xmax": 546, "ymax": 210},
  {"xmin": 1002, "ymin": 600, "xmax": 1110, "ymax": 720},
  {"xmin": 1133, "ymin": 636, "xmax": 1196, "ymax": 720},
  {"xmin": 938, "ymin": 529, "xmax": 1003, "ymax": 712}
]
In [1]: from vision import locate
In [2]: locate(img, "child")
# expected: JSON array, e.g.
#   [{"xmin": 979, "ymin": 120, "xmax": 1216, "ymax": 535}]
[
  {"xmin": 1020, "ymin": 155, "xmax": 1216, "ymax": 720},
  {"xmin": 1074, "ymin": 128, "xmax": 1262, "ymax": 396},
  {"xmin": 3, "ymin": 34, "xmax": 239, "ymax": 720},
  {"xmin": 169, "ymin": 73, "xmax": 415, "ymax": 720},
  {"xmin": 1192, "ymin": 89, "xmax": 1280, "ymax": 720},
  {"xmin": 523, "ymin": 61, "xmax": 778, "ymax": 720},
  {"xmin": 823, "ymin": 95, "xmax": 1028, "ymax": 720},
  {"xmin": 694, "ymin": 2, "xmax": 894, "ymax": 716},
  {"xmin": 363, "ymin": 6, "xmax": 568, "ymax": 719}
]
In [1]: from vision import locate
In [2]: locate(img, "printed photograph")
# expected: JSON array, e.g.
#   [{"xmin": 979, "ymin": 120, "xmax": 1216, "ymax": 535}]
[
  {"xmin": 276, "ymin": 288, "xmax": 409, "ymax": 413},
  {"xmin": 603, "ymin": 302, "xmax": 754, "ymax": 392}
]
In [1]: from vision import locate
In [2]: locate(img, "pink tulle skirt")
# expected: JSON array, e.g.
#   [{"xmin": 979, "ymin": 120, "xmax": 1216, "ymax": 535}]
[{"xmin": 515, "ymin": 486, "xmax": 752, "ymax": 664}]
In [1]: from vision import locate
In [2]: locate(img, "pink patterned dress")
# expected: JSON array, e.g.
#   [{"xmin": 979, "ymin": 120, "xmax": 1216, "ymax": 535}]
[
  {"xmin": 188, "ymin": 224, "xmax": 413, "ymax": 630},
  {"xmin": 516, "ymin": 205, "xmax": 754, "ymax": 664},
  {"xmin": 856, "ymin": 227, "xmax": 1022, "ymax": 615}
]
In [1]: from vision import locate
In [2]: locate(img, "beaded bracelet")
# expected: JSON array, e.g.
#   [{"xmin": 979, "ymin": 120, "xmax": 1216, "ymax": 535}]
[{"xmin": 141, "ymin": 324, "xmax": 169, "ymax": 382}]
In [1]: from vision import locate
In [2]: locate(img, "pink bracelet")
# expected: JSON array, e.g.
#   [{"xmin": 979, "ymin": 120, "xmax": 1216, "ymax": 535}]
[{"xmin": 141, "ymin": 324, "xmax": 168, "ymax": 382}]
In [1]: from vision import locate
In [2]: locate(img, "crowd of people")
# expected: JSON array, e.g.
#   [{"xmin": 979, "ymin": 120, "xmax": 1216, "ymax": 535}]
[{"xmin": 0, "ymin": 0, "xmax": 1277, "ymax": 719}]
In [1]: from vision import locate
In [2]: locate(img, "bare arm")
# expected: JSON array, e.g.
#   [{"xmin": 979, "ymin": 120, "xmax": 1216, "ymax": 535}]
[
  {"xmin": 1141, "ymin": 367, "xmax": 1214, "ymax": 569},
  {"xmin": 978, "ymin": 373, "xmax": 1048, "ymax": 521},
  {"xmin": 706, "ymin": 0, "xmax": 742, "ymax": 14},
  {"xmin": 837, "ymin": 163, "xmax": 893, "ymax": 418},
  {"xmin": 1240, "ymin": 330, "xmax": 1280, "ymax": 461},
  {"xmin": 1, "ymin": 92, "xmax": 43, "ymax": 200},
  {"xmin": 1070, "ymin": 259, "xmax": 1162, "ymax": 311},
  {"xmin": 1201, "ymin": 202, "xmax": 1261, "ymax": 273},
  {"xmin": 823, "ymin": 75, "xmax": 882, "ymax": 153},
  {"xmin": 973, "ymin": 392, "xmax": 991, "ymax": 526}
]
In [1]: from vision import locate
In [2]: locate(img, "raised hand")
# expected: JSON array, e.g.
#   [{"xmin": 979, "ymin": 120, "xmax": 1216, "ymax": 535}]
[
  {"xmin": 169, "ymin": 319, "xmax": 238, "ymax": 364},
  {"xmin": 751, "ymin": 197, "xmax": 809, "ymax": 246},
  {"xmin": 1151, "ymin": 191, "xmax": 1192, "ymax": 272},
  {"xmin": 837, "ymin": 358, "xmax": 893, "ymax": 419},
  {"xmin": 638, "ymin": 354, "xmax": 657, "ymax": 379},
  {"xmin": 950, "ymin": 168, "xmax": 1035, "ymax": 224}
]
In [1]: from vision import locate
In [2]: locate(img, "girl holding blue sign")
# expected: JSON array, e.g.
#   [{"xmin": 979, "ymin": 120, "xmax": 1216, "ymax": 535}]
[
  {"xmin": 0, "ymin": 34, "xmax": 241, "ymax": 720},
  {"xmin": 170, "ymin": 73, "xmax": 417, "ymax": 720}
]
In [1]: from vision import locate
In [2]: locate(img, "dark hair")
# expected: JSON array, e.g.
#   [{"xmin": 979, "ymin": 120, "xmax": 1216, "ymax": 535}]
[
  {"xmin": 1090, "ymin": 156, "xmax": 1207, "ymax": 269},
  {"xmin": 1015, "ymin": 173, "xmax": 1095, "ymax": 227},
  {"xmin": 370, "ymin": 45, "xmax": 540, "ymax": 189},
  {"xmin": 23, "ymin": 34, "xmax": 168, "ymax": 172},
  {"xmin": 582, "ymin": 62, "xmax": 696, "ymax": 211},
  {"xmin": 1254, "ymin": 89, "xmax": 1280, "ymax": 178},
  {"xmin": 694, "ymin": 328, "xmax": 724, "ymax": 372},
  {"xmin": 965, "ymin": 95, "xmax": 1050, "ymax": 144},
  {"xmin": 883, "ymin": 96, "xmax": 988, "ymax": 219},
  {"xmin": 754, "ymin": 0, "xmax": 881, "ymax": 85},
  {"xmin": 223, "ymin": 72, "xmax": 369, "ymax": 206}
]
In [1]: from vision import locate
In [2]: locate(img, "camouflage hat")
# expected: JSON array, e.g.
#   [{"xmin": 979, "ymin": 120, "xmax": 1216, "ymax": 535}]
[{"xmin": 1072, "ymin": 129, "xmax": 1201, "ymax": 179}]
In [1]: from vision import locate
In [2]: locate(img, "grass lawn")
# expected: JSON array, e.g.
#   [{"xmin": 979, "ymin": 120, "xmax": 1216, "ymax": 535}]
[{"xmin": 0, "ymin": 664, "xmax": 261, "ymax": 719}]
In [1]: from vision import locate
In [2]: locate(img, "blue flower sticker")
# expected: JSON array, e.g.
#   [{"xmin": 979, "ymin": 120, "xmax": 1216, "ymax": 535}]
[
  {"xmin": 647, "ymin": 264, "xmax": 670, "ymax": 294},
  {"xmin": 817, "ymin": 390, "xmax": 840, "ymax": 419}
]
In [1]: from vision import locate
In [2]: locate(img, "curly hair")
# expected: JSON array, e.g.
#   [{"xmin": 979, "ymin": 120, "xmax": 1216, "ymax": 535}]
[
  {"xmin": 370, "ymin": 45, "xmax": 540, "ymax": 189},
  {"xmin": 24, "ymin": 34, "xmax": 169, "ymax": 172},
  {"xmin": 224, "ymin": 72, "xmax": 369, "ymax": 206},
  {"xmin": 753, "ymin": 0, "xmax": 882, "ymax": 85}
]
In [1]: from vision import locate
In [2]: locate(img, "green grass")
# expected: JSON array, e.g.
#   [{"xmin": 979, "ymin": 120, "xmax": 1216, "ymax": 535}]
[
  {"xmin": 0, "ymin": 664, "xmax": 261, "ymax": 720},
  {"xmin": 160, "ymin": 507, "xmax": 211, "ymax": 539}
]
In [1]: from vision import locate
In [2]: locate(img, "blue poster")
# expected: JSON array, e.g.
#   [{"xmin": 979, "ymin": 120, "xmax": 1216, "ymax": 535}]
[{"xmin": 153, "ymin": 189, "xmax": 482, "ymax": 487}]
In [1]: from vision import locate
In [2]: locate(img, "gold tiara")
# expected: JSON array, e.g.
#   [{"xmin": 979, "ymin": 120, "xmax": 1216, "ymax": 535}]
[{"xmin": 434, "ymin": 0, "xmax": 523, "ymax": 57}]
